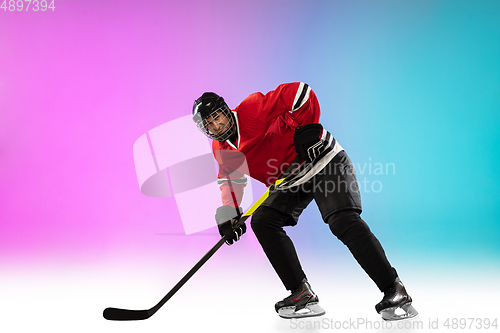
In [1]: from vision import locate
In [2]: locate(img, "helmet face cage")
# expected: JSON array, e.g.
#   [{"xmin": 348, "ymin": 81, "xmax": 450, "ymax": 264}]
[{"xmin": 194, "ymin": 102, "xmax": 236, "ymax": 142}]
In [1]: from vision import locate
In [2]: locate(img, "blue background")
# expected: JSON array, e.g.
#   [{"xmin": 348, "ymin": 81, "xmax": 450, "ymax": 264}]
[{"xmin": 284, "ymin": 0, "xmax": 500, "ymax": 265}]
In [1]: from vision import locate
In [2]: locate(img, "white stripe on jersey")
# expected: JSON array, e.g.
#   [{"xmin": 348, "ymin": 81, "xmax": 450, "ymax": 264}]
[
  {"xmin": 217, "ymin": 176, "xmax": 248, "ymax": 188},
  {"xmin": 278, "ymin": 140, "xmax": 345, "ymax": 190},
  {"xmin": 291, "ymin": 82, "xmax": 312, "ymax": 112}
]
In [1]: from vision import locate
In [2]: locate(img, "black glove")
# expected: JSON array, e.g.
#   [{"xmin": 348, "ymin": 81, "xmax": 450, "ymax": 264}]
[
  {"xmin": 215, "ymin": 205, "xmax": 246, "ymax": 245},
  {"xmin": 293, "ymin": 123, "xmax": 326, "ymax": 163}
]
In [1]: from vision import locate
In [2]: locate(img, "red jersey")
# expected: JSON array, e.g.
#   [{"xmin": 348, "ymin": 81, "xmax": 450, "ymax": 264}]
[{"xmin": 213, "ymin": 82, "xmax": 321, "ymax": 207}]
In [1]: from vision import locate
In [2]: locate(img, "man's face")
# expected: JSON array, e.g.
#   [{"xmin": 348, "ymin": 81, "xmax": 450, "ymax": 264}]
[{"xmin": 204, "ymin": 110, "xmax": 231, "ymax": 136}]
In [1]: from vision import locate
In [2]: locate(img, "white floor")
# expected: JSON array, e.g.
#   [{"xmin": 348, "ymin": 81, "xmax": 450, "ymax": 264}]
[{"xmin": 1, "ymin": 250, "xmax": 499, "ymax": 333}]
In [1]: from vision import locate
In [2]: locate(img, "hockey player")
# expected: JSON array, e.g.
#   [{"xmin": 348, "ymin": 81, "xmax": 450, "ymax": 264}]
[{"xmin": 192, "ymin": 82, "xmax": 418, "ymax": 321}]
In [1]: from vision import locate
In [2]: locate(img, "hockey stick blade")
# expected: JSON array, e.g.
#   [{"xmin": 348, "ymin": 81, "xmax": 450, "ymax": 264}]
[
  {"xmin": 103, "ymin": 237, "xmax": 226, "ymax": 321},
  {"xmin": 103, "ymin": 308, "xmax": 151, "ymax": 321}
]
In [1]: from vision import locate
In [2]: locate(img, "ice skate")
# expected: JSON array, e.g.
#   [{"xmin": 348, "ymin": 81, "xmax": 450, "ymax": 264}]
[
  {"xmin": 375, "ymin": 277, "xmax": 418, "ymax": 321},
  {"xmin": 275, "ymin": 280, "xmax": 325, "ymax": 319}
]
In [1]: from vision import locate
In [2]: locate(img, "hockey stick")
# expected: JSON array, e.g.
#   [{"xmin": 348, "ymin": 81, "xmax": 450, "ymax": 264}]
[{"xmin": 103, "ymin": 158, "xmax": 302, "ymax": 321}]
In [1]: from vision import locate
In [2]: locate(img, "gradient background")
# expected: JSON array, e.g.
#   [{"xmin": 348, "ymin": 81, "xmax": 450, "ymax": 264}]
[{"xmin": 1, "ymin": 0, "xmax": 499, "ymax": 332}]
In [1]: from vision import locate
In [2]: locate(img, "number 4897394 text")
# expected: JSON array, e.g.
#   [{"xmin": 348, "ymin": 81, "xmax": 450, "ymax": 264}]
[{"xmin": 1, "ymin": 0, "xmax": 55, "ymax": 11}]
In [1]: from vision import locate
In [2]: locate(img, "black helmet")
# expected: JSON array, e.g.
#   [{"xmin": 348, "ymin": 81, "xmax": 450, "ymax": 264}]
[{"xmin": 192, "ymin": 92, "xmax": 237, "ymax": 142}]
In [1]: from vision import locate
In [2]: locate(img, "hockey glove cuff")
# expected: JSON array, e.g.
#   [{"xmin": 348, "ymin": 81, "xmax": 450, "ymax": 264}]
[{"xmin": 293, "ymin": 123, "xmax": 329, "ymax": 163}]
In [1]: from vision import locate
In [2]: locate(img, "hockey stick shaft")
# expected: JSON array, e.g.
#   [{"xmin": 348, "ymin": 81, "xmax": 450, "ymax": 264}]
[
  {"xmin": 148, "ymin": 213, "xmax": 252, "ymax": 315},
  {"xmin": 103, "ymin": 157, "xmax": 302, "ymax": 321}
]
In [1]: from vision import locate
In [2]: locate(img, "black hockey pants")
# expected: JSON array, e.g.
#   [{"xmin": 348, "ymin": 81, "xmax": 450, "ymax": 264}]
[{"xmin": 250, "ymin": 151, "xmax": 397, "ymax": 292}]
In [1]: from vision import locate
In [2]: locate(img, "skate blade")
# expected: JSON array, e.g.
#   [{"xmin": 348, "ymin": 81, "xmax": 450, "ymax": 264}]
[
  {"xmin": 278, "ymin": 302, "xmax": 326, "ymax": 319},
  {"xmin": 380, "ymin": 303, "xmax": 418, "ymax": 321}
]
